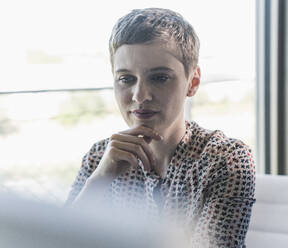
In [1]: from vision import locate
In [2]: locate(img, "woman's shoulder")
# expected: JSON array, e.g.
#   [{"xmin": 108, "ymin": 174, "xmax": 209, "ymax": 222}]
[
  {"xmin": 187, "ymin": 120, "xmax": 253, "ymax": 158},
  {"xmin": 187, "ymin": 121, "xmax": 256, "ymax": 197}
]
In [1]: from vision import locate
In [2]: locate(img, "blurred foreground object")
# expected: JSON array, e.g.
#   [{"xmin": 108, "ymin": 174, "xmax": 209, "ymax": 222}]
[{"xmin": 0, "ymin": 193, "xmax": 188, "ymax": 248}]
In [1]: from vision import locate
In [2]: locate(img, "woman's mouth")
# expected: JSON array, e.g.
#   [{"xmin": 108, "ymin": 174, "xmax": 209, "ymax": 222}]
[{"xmin": 132, "ymin": 109, "xmax": 158, "ymax": 120}]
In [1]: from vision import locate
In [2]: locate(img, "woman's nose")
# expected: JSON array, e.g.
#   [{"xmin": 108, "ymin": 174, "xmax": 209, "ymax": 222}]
[{"xmin": 132, "ymin": 81, "xmax": 152, "ymax": 103}]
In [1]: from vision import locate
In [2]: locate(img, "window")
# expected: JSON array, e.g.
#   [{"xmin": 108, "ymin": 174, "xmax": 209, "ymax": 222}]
[{"xmin": 0, "ymin": 0, "xmax": 256, "ymax": 204}]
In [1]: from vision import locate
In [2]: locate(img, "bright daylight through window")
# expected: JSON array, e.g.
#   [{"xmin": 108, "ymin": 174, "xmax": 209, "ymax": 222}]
[{"xmin": 0, "ymin": 0, "xmax": 255, "ymax": 204}]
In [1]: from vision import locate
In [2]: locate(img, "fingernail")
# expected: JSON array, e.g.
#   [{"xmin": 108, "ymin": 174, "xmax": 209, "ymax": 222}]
[{"xmin": 155, "ymin": 132, "xmax": 163, "ymax": 139}]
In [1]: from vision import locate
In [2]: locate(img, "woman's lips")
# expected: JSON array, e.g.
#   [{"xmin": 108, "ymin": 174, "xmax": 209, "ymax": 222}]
[{"xmin": 132, "ymin": 110, "xmax": 158, "ymax": 120}]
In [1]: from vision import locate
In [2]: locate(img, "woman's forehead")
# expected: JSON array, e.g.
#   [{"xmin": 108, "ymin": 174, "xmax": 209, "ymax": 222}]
[{"xmin": 113, "ymin": 41, "xmax": 184, "ymax": 74}]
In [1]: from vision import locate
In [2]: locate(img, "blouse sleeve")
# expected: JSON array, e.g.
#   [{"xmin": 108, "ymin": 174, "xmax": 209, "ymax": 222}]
[
  {"xmin": 191, "ymin": 140, "xmax": 256, "ymax": 248},
  {"xmin": 64, "ymin": 139, "xmax": 108, "ymax": 206}
]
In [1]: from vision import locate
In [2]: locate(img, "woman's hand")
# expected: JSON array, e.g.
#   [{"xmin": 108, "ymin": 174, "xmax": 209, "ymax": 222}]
[
  {"xmin": 73, "ymin": 125, "xmax": 162, "ymax": 205},
  {"xmin": 90, "ymin": 125, "xmax": 163, "ymax": 181}
]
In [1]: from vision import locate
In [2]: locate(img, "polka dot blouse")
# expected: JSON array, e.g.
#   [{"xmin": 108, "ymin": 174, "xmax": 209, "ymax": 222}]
[{"xmin": 66, "ymin": 121, "xmax": 256, "ymax": 247}]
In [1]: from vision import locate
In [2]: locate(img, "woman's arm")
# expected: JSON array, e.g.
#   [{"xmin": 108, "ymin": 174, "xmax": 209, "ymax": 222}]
[
  {"xmin": 65, "ymin": 125, "xmax": 162, "ymax": 206},
  {"xmin": 65, "ymin": 140, "xmax": 108, "ymax": 206}
]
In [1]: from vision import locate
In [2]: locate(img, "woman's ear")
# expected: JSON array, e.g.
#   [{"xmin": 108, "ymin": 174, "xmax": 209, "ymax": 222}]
[{"xmin": 187, "ymin": 66, "xmax": 201, "ymax": 97}]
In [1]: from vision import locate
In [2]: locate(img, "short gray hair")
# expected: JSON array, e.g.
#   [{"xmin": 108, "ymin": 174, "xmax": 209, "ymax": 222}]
[{"xmin": 109, "ymin": 8, "xmax": 200, "ymax": 77}]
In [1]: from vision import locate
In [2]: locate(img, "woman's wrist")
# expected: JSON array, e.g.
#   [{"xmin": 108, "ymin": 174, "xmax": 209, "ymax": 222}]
[
  {"xmin": 85, "ymin": 172, "xmax": 114, "ymax": 188},
  {"xmin": 73, "ymin": 173, "xmax": 114, "ymax": 206}
]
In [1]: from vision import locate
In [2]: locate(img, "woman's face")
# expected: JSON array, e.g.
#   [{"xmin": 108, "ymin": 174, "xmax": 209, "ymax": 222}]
[{"xmin": 112, "ymin": 41, "xmax": 198, "ymax": 134}]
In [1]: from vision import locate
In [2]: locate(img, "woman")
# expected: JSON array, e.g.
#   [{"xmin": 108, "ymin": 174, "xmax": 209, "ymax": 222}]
[{"xmin": 66, "ymin": 8, "xmax": 256, "ymax": 247}]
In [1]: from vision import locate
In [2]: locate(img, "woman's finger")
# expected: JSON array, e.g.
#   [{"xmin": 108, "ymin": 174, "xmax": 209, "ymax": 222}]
[
  {"xmin": 110, "ymin": 140, "xmax": 151, "ymax": 171},
  {"xmin": 110, "ymin": 147, "xmax": 139, "ymax": 168},
  {"xmin": 120, "ymin": 125, "xmax": 163, "ymax": 141},
  {"xmin": 111, "ymin": 133, "xmax": 156, "ymax": 168}
]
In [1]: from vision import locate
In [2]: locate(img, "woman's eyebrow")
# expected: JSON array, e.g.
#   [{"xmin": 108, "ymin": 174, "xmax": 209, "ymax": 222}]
[
  {"xmin": 146, "ymin": 67, "xmax": 174, "ymax": 73},
  {"xmin": 115, "ymin": 67, "xmax": 174, "ymax": 74},
  {"xmin": 115, "ymin": 69, "xmax": 132, "ymax": 74}
]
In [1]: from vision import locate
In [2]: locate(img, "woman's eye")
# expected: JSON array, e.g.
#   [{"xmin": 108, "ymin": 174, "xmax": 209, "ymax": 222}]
[
  {"xmin": 150, "ymin": 74, "xmax": 170, "ymax": 83},
  {"xmin": 118, "ymin": 75, "xmax": 136, "ymax": 84}
]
